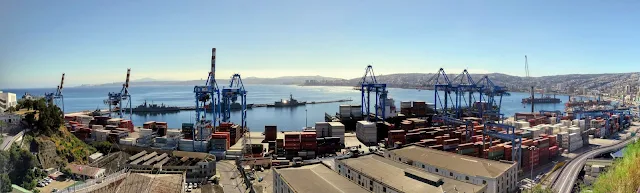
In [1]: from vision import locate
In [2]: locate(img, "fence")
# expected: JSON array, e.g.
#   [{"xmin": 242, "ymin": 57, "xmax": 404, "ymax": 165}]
[{"xmin": 58, "ymin": 169, "xmax": 128, "ymax": 193}]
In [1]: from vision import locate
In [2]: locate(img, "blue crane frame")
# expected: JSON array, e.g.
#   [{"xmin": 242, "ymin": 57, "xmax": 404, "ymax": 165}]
[
  {"xmin": 452, "ymin": 69, "xmax": 477, "ymax": 118},
  {"xmin": 475, "ymin": 75, "xmax": 509, "ymax": 121},
  {"xmin": 45, "ymin": 73, "xmax": 65, "ymax": 115},
  {"xmin": 105, "ymin": 69, "xmax": 132, "ymax": 120},
  {"xmin": 193, "ymin": 48, "xmax": 221, "ymax": 151},
  {"xmin": 360, "ymin": 65, "xmax": 387, "ymax": 121},
  {"xmin": 483, "ymin": 122, "xmax": 522, "ymax": 169},
  {"xmin": 430, "ymin": 68, "xmax": 456, "ymax": 117},
  {"xmin": 221, "ymin": 74, "xmax": 249, "ymax": 157},
  {"xmin": 433, "ymin": 115, "xmax": 473, "ymax": 141}
]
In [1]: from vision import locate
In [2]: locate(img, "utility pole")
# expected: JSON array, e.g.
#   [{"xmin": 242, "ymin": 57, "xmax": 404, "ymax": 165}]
[{"xmin": 305, "ymin": 108, "xmax": 308, "ymax": 128}]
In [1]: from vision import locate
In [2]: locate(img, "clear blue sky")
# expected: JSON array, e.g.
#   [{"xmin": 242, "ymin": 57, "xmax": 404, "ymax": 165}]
[{"xmin": 1, "ymin": 0, "xmax": 639, "ymax": 88}]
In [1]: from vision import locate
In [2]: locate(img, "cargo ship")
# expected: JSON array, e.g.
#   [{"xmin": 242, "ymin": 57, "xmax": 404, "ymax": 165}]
[
  {"xmin": 521, "ymin": 96, "xmax": 562, "ymax": 104},
  {"xmin": 267, "ymin": 94, "xmax": 306, "ymax": 107},
  {"xmin": 132, "ymin": 100, "xmax": 180, "ymax": 112}
]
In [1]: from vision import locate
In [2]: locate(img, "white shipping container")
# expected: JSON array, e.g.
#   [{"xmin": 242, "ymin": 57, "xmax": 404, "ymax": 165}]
[
  {"xmin": 400, "ymin": 101, "xmax": 412, "ymax": 108},
  {"xmin": 339, "ymin": 105, "xmax": 351, "ymax": 117},
  {"xmin": 356, "ymin": 121, "xmax": 377, "ymax": 143},
  {"xmin": 350, "ymin": 105, "xmax": 362, "ymax": 117}
]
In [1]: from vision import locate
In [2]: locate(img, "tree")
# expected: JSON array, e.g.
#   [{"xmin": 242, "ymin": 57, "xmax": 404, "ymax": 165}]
[
  {"xmin": 34, "ymin": 100, "xmax": 63, "ymax": 135},
  {"xmin": 5, "ymin": 106, "xmax": 16, "ymax": 113},
  {"xmin": 24, "ymin": 113, "xmax": 36, "ymax": 128},
  {"xmin": 90, "ymin": 141, "xmax": 118, "ymax": 154},
  {"xmin": 0, "ymin": 173, "xmax": 11, "ymax": 193}
]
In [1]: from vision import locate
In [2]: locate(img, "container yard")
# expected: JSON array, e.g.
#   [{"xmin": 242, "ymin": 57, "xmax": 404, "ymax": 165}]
[{"xmin": 46, "ymin": 49, "xmax": 638, "ymax": 193}]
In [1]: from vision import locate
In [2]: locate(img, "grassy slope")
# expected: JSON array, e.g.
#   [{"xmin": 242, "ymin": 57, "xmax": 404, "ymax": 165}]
[
  {"xmin": 35, "ymin": 125, "xmax": 96, "ymax": 165},
  {"xmin": 584, "ymin": 141, "xmax": 640, "ymax": 193}
]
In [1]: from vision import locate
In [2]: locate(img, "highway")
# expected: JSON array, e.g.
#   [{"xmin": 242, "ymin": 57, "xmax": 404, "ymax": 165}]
[{"xmin": 552, "ymin": 130, "xmax": 638, "ymax": 193}]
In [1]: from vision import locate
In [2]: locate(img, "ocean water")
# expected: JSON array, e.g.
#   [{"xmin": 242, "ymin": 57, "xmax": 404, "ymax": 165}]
[{"xmin": 4, "ymin": 85, "xmax": 568, "ymax": 132}]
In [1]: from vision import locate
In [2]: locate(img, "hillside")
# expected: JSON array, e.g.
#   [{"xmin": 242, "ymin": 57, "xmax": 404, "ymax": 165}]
[
  {"xmin": 302, "ymin": 72, "xmax": 640, "ymax": 96},
  {"xmin": 76, "ymin": 72, "xmax": 640, "ymax": 97},
  {"xmin": 582, "ymin": 140, "xmax": 640, "ymax": 192}
]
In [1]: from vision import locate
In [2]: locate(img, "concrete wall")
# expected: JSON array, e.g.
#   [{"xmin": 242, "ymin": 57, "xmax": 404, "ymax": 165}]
[
  {"xmin": 335, "ymin": 159, "xmax": 401, "ymax": 193},
  {"xmin": 272, "ymin": 170, "xmax": 296, "ymax": 193},
  {"xmin": 384, "ymin": 150, "xmax": 518, "ymax": 193}
]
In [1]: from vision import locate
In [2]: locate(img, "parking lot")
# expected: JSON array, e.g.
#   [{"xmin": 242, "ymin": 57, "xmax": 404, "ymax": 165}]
[{"xmin": 36, "ymin": 178, "xmax": 77, "ymax": 193}]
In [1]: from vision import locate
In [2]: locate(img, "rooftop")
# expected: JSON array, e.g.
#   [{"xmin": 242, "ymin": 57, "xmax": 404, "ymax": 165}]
[
  {"xmin": 66, "ymin": 164, "xmax": 105, "ymax": 177},
  {"xmin": 390, "ymin": 145, "xmax": 516, "ymax": 178},
  {"xmin": 275, "ymin": 163, "xmax": 369, "ymax": 193},
  {"xmin": 113, "ymin": 172, "xmax": 184, "ymax": 193},
  {"xmin": 338, "ymin": 154, "xmax": 485, "ymax": 193}
]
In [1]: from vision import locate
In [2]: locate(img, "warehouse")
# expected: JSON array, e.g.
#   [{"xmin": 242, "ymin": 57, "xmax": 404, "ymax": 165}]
[
  {"xmin": 124, "ymin": 150, "xmax": 216, "ymax": 182},
  {"xmin": 384, "ymin": 145, "xmax": 518, "ymax": 193},
  {"xmin": 272, "ymin": 163, "xmax": 369, "ymax": 193},
  {"xmin": 335, "ymin": 154, "xmax": 486, "ymax": 193}
]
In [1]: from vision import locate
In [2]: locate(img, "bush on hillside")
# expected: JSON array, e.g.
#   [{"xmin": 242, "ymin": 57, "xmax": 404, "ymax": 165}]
[{"xmin": 584, "ymin": 141, "xmax": 640, "ymax": 192}]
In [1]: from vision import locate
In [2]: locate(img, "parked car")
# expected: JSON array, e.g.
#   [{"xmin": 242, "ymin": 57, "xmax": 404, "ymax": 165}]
[{"xmin": 37, "ymin": 183, "xmax": 45, "ymax": 187}]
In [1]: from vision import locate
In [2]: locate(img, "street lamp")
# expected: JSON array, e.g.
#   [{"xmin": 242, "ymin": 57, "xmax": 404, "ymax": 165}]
[
  {"xmin": 529, "ymin": 146, "xmax": 538, "ymax": 181},
  {"xmin": 305, "ymin": 108, "xmax": 308, "ymax": 128}
]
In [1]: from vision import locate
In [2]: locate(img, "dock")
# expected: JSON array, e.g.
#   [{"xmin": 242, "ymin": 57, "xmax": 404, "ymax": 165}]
[{"xmin": 162, "ymin": 99, "xmax": 352, "ymax": 112}]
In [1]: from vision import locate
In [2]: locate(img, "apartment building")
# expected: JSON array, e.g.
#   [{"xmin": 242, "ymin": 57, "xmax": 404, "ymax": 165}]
[
  {"xmin": 0, "ymin": 91, "xmax": 17, "ymax": 112},
  {"xmin": 384, "ymin": 145, "xmax": 518, "ymax": 193}
]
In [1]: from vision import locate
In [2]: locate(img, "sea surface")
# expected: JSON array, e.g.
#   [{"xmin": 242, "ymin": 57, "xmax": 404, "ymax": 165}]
[{"xmin": 4, "ymin": 85, "xmax": 569, "ymax": 132}]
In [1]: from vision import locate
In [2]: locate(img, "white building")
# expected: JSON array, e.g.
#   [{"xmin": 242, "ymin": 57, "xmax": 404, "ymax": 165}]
[
  {"xmin": 0, "ymin": 113, "xmax": 21, "ymax": 125},
  {"xmin": 384, "ymin": 146, "xmax": 518, "ymax": 193},
  {"xmin": 273, "ymin": 163, "xmax": 369, "ymax": 193},
  {"xmin": 335, "ymin": 154, "xmax": 486, "ymax": 193},
  {"xmin": 0, "ymin": 91, "xmax": 17, "ymax": 112}
]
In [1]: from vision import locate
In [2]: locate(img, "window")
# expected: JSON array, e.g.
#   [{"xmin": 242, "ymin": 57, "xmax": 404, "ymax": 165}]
[
  {"xmin": 399, "ymin": 158, "xmax": 402, "ymax": 161},
  {"xmin": 483, "ymin": 180, "xmax": 486, "ymax": 184},
  {"xmin": 465, "ymin": 176, "xmax": 469, "ymax": 181},
  {"xmin": 348, "ymin": 170, "xmax": 350, "ymax": 173},
  {"xmin": 435, "ymin": 168, "xmax": 439, "ymax": 172},
  {"xmin": 338, "ymin": 165, "xmax": 341, "ymax": 168},
  {"xmin": 358, "ymin": 175, "xmax": 360, "ymax": 179},
  {"xmin": 422, "ymin": 165, "xmax": 425, "ymax": 168},
  {"xmin": 449, "ymin": 172, "xmax": 453, "ymax": 176},
  {"xmin": 370, "ymin": 187, "xmax": 373, "ymax": 191},
  {"xmin": 370, "ymin": 181, "xmax": 373, "ymax": 186},
  {"xmin": 383, "ymin": 187, "xmax": 387, "ymax": 192}
]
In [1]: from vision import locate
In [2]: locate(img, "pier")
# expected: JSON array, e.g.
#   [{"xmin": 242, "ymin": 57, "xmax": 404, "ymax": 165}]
[{"xmin": 174, "ymin": 99, "xmax": 353, "ymax": 111}]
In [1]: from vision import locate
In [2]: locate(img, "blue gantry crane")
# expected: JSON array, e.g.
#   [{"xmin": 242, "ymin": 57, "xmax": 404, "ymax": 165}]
[
  {"xmin": 45, "ymin": 73, "xmax": 65, "ymax": 115},
  {"xmin": 451, "ymin": 69, "xmax": 477, "ymax": 118},
  {"xmin": 194, "ymin": 48, "xmax": 221, "ymax": 144},
  {"xmin": 221, "ymin": 74, "xmax": 250, "ymax": 157},
  {"xmin": 425, "ymin": 68, "xmax": 456, "ymax": 117},
  {"xmin": 475, "ymin": 75, "xmax": 509, "ymax": 121},
  {"xmin": 360, "ymin": 65, "xmax": 387, "ymax": 121},
  {"xmin": 104, "ymin": 69, "xmax": 132, "ymax": 119},
  {"xmin": 483, "ymin": 123, "xmax": 522, "ymax": 170}
]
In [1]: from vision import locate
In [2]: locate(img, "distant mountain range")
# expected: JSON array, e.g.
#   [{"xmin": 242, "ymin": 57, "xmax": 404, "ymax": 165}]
[
  {"xmin": 78, "ymin": 75, "xmax": 344, "ymax": 87},
  {"xmin": 78, "ymin": 73, "xmax": 640, "ymax": 97}
]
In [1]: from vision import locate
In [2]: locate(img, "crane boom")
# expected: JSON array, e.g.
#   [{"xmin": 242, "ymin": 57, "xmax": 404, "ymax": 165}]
[
  {"xmin": 124, "ymin": 68, "xmax": 131, "ymax": 94},
  {"xmin": 525, "ymin": 55, "xmax": 534, "ymax": 113}
]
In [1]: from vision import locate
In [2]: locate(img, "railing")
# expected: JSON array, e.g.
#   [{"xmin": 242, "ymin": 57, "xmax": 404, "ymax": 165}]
[{"xmin": 58, "ymin": 169, "xmax": 128, "ymax": 193}]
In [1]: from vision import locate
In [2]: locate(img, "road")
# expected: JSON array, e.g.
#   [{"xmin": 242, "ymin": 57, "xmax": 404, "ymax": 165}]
[
  {"xmin": 1, "ymin": 130, "xmax": 25, "ymax": 151},
  {"xmin": 217, "ymin": 160, "xmax": 246, "ymax": 193},
  {"xmin": 552, "ymin": 130, "xmax": 638, "ymax": 193}
]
